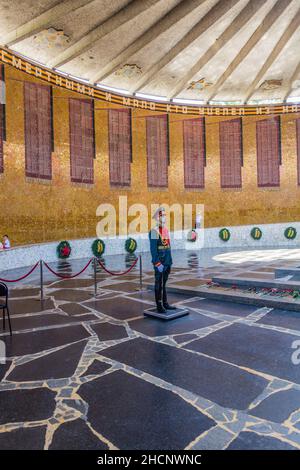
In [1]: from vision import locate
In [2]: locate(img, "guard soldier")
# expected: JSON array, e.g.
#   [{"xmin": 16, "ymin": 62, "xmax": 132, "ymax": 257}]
[{"xmin": 149, "ymin": 207, "xmax": 176, "ymax": 313}]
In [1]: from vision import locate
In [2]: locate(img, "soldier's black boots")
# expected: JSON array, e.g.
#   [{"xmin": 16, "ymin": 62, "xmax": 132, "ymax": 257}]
[{"xmin": 156, "ymin": 302, "xmax": 167, "ymax": 313}]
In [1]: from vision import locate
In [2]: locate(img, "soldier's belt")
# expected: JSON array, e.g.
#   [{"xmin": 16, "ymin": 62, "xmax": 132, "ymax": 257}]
[{"xmin": 158, "ymin": 246, "xmax": 170, "ymax": 250}]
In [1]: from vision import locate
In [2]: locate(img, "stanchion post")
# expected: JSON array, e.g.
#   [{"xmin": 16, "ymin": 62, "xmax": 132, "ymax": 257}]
[
  {"xmin": 40, "ymin": 259, "xmax": 44, "ymax": 303},
  {"xmin": 139, "ymin": 254, "xmax": 143, "ymax": 291},
  {"xmin": 94, "ymin": 257, "xmax": 97, "ymax": 296}
]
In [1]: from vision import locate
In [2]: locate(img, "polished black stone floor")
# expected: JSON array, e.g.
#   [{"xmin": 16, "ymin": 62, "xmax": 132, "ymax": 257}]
[
  {"xmin": 84, "ymin": 296, "xmax": 148, "ymax": 320},
  {"xmin": 0, "ymin": 426, "xmax": 47, "ymax": 450},
  {"xmin": 9, "ymin": 312, "xmax": 97, "ymax": 331},
  {"xmin": 1, "ymin": 249, "xmax": 300, "ymax": 450},
  {"xmin": 182, "ymin": 298, "xmax": 258, "ymax": 317},
  {"xmin": 79, "ymin": 370, "xmax": 215, "ymax": 450},
  {"xmin": 227, "ymin": 432, "xmax": 298, "ymax": 450},
  {"xmin": 2, "ymin": 324, "xmax": 90, "ymax": 357},
  {"xmin": 0, "ymin": 388, "xmax": 56, "ymax": 425},
  {"xmin": 128, "ymin": 311, "xmax": 220, "ymax": 337},
  {"xmin": 249, "ymin": 389, "xmax": 300, "ymax": 423},
  {"xmin": 49, "ymin": 418, "xmax": 108, "ymax": 450},
  {"xmin": 7, "ymin": 340, "xmax": 88, "ymax": 382},
  {"xmin": 186, "ymin": 323, "xmax": 300, "ymax": 384},
  {"xmin": 129, "ymin": 290, "xmax": 192, "ymax": 304},
  {"xmin": 258, "ymin": 309, "xmax": 300, "ymax": 331},
  {"xmin": 101, "ymin": 337, "xmax": 268, "ymax": 410}
]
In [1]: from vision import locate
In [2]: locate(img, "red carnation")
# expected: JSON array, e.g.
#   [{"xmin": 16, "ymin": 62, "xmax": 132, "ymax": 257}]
[{"xmin": 61, "ymin": 246, "xmax": 71, "ymax": 257}]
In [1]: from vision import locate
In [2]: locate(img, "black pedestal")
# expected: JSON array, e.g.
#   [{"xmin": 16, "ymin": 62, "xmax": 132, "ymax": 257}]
[{"xmin": 143, "ymin": 306, "xmax": 189, "ymax": 321}]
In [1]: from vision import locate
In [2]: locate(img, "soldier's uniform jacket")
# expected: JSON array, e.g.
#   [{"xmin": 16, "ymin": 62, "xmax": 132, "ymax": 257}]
[{"xmin": 149, "ymin": 226, "xmax": 173, "ymax": 268}]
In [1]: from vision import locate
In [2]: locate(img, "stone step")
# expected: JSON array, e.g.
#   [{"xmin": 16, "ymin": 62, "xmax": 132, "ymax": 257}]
[
  {"xmin": 211, "ymin": 275, "xmax": 300, "ymax": 291},
  {"xmin": 275, "ymin": 267, "xmax": 300, "ymax": 279},
  {"xmin": 158, "ymin": 283, "xmax": 300, "ymax": 312}
]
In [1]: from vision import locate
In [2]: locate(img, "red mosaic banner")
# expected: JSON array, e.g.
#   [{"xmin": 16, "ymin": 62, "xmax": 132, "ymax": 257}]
[
  {"xmin": 256, "ymin": 116, "xmax": 281, "ymax": 187},
  {"xmin": 108, "ymin": 108, "xmax": 131, "ymax": 187},
  {"xmin": 219, "ymin": 118, "xmax": 242, "ymax": 189},
  {"xmin": 69, "ymin": 98, "xmax": 94, "ymax": 184},
  {"xmin": 183, "ymin": 118, "xmax": 205, "ymax": 189},
  {"xmin": 146, "ymin": 114, "xmax": 168, "ymax": 188},
  {"xmin": 0, "ymin": 64, "xmax": 4, "ymax": 173},
  {"xmin": 24, "ymin": 82, "xmax": 52, "ymax": 179},
  {"xmin": 297, "ymin": 118, "xmax": 300, "ymax": 186}
]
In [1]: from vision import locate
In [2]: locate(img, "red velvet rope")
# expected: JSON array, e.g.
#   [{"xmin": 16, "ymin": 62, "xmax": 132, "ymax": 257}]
[
  {"xmin": 97, "ymin": 257, "xmax": 138, "ymax": 276},
  {"xmin": 0, "ymin": 261, "xmax": 39, "ymax": 282},
  {"xmin": 0, "ymin": 255, "xmax": 139, "ymax": 284},
  {"xmin": 43, "ymin": 258, "xmax": 93, "ymax": 279}
]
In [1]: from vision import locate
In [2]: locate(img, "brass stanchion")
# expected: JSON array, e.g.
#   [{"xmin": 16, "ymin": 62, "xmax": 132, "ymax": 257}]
[
  {"xmin": 139, "ymin": 254, "xmax": 143, "ymax": 291},
  {"xmin": 40, "ymin": 259, "xmax": 44, "ymax": 303},
  {"xmin": 94, "ymin": 257, "xmax": 97, "ymax": 296}
]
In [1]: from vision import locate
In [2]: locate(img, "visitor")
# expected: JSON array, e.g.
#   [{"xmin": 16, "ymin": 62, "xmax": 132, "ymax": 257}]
[
  {"xmin": 3, "ymin": 235, "xmax": 11, "ymax": 249},
  {"xmin": 195, "ymin": 212, "xmax": 202, "ymax": 229}
]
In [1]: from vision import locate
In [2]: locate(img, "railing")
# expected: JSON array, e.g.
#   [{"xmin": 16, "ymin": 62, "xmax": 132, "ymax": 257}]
[{"xmin": 0, "ymin": 255, "xmax": 143, "ymax": 301}]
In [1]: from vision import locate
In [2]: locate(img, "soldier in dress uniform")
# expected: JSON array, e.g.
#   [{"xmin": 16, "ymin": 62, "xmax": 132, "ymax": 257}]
[{"xmin": 149, "ymin": 207, "xmax": 176, "ymax": 313}]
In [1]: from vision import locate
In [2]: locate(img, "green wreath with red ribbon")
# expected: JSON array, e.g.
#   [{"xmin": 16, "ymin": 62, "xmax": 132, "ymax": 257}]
[
  {"xmin": 57, "ymin": 240, "xmax": 71, "ymax": 259},
  {"xmin": 219, "ymin": 228, "xmax": 230, "ymax": 242},
  {"xmin": 250, "ymin": 227, "xmax": 262, "ymax": 240},
  {"xmin": 284, "ymin": 227, "xmax": 297, "ymax": 240},
  {"xmin": 187, "ymin": 229, "xmax": 197, "ymax": 242},
  {"xmin": 125, "ymin": 237, "xmax": 137, "ymax": 253},
  {"xmin": 92, "ymin": 239, "xmax": 105, "ymax": 258}
]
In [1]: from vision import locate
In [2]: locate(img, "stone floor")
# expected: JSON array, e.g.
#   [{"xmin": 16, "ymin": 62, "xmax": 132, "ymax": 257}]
[{"xmin": 1, "ymin": 248, "xmax": 300, "ymax": 450}]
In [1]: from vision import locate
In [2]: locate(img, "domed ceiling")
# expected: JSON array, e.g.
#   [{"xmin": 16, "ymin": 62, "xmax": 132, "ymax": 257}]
[{"xmin": 0, "ymin": 0, "xmax": 300, "ymax": 104}]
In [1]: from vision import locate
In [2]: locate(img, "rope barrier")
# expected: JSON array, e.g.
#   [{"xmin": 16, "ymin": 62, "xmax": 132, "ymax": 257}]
[
  {"xmin": 0, "ymin": 255, "xmax": 140, "ymax": 291},
  {"xmin": 0, "ymin": 261, "xmax": 39, "ymax": 283},
  {"xmin": 43, "ymin": 258, "xmax": 93, "ymax": 279},
  {"xmin": 97, "ymin": 257, "xmax": 138, "ymax": 276}
]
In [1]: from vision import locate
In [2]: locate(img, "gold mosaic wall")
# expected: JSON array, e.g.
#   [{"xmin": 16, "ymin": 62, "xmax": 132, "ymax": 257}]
[{"xmin": 0, "ymin": 65, "xmax": 300, "ymax": 246}]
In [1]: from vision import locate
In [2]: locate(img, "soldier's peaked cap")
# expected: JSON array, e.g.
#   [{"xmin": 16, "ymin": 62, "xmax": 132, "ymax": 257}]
[{"xmin": 152, "ymin": 206, "xmax": 166, "ymax": 220}]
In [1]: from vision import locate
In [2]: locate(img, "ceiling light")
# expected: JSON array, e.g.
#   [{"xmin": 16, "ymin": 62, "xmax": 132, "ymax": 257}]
[
  {"xmin": 10, "ymin": 50, "xmax": 46, "ymax": 68},
  {"xmin": 135, "ymin": 92, "xmax": 168, "ymax": 102},
  {"xmin": 53, "ymin": 68, "xmax": 68, "ymax": 77},
  {"xmin": 247, "ymin": 98, "xmax": 282, "ymax": 105},
  {"xmin": 286, "ymin": 96, "xmax": 300, "ymax": 104},
  {"xmin": 209, "ymin": 100, "xmax": 242, "ymax": 105},
  {"xmin": 172, "ymin": 98, "xmax": 205, "ymax": 105},
  {"xmin": 96, "ymin": 83, "xmax": 132, "ymax": 95},
  {"xmin": 68, "ymin": 74, "xmax": 90, "ymax": 84}
]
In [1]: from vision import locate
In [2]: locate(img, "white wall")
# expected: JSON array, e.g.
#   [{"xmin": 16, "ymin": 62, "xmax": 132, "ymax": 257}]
[{"xmin": 0, "ymin": 222, "xmax": 300, "ymax": 271}]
